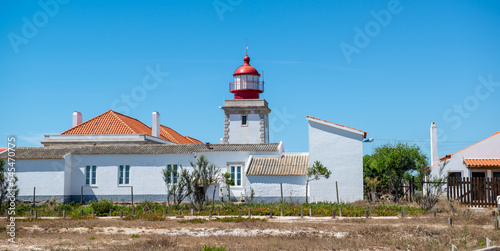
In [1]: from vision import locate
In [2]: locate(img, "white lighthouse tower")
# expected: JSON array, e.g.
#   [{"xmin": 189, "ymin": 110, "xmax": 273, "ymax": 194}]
[{"xmin": 221, "ymin": 54, "xmax": 270, "ymax": 144}]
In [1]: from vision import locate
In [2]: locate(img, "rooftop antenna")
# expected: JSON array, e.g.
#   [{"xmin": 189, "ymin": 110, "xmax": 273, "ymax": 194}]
[{"xmin": 245, "ymin": 38, "xmax": 248, "ymax": 56}]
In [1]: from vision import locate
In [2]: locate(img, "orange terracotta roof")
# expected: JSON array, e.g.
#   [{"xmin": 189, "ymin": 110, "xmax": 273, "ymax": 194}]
[
  {"xmin": 464, "ymin": 159, "xmax": 500, "ymax": 169},
  {"xmin": 185, "ymin": 136, "xmax": 203, "ymax": 144},
  {"xmin": 306, "ymin": 116, "xmax": 367, "ymax": 138},
  {"xmin": 427, "ymin": 131, "xmax": 500, "ymax": 169},
  {"xmin": 0, "ymin": 147, "xmax": 8, "ymax": 154},
  {"xmin": 160, "ymin": 125, "xmax": 194, "ymax": 144},
  {"xmin": 61, "ymin": 110, "xmax": 202, "ymax": 144}
]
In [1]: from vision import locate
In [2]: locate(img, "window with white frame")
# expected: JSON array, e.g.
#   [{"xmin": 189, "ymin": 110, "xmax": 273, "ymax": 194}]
[
  {"xmin": 85, "ymin": 165, "xmax": 97, "ymax": 186},
  {"xmin": 118, "ymin": 165, "xmax": 130, "ymax": 185},
  {"xmin": 166, "ymin": 164, "xmax": 178, "ymax": 184},
  {"xmin": 230, "ymin": 165, "xmax": 242, "ymax": 186}
]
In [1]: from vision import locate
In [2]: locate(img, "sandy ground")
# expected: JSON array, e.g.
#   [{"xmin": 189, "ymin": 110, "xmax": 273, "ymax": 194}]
[{"xmin": 0, "ymin": 214, "xmax": 498, "ymax": 250}]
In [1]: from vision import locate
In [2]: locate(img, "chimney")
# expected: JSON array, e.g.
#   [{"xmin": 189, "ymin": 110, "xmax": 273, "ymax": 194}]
[
  {"xmin": 72, "ymin": 111, "xmax": 82, "ymax": 127},
  {"xmin": 430, "ymin": 122, "xmax": 438, "ymax": 165},
  {"xmin": 152, "ymin": 111, "xmax": 160, "ymax": 138}
]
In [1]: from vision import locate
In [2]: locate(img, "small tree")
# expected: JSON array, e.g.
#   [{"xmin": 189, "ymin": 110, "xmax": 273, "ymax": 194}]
[
  {"xmin": 223, "ymin": 172, "xmax": 235, "ymax": 202},
  {"xmin": 162, "ymin": 165, "xmax": 189, "ymax": 206},
  {"xmin": 370, "ymin": 142, "xmax": 428, "ymax": 201},
  {"xmin": 207, "ymin": 161, "xmax": 221, "ymax": 209},
  {"xmin": 416, "ymin": 161, "xmax": 448, "ymax": 210},
  {"xmin": 305, "ymin": 161, "xmax": 331, "ymax": 203},
  {"xmin": 186, "ymin": 155, "xmax": 219, "ymax": 211}
]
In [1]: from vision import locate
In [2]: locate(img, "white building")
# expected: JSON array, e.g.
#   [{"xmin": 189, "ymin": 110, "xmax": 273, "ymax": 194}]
[
  {"xmin": 429, "ymin": 122, "xmax": 500, "ymax": 179},
  {"xmin": 2, "ymin": 55, "xmax": 367, "ymax": 204}
]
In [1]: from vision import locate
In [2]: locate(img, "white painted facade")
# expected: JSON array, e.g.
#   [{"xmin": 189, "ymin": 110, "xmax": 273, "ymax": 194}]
[
  {"xmin": 430, "ymin": 131, "xmax": 500, "ymax": 179},
  {"xmin": 307, "ymin": 117, "xmax": 365, "ymax": 203},
  {"xmin": 12, "ymin": 115, "xmax": 366, "ymax": 204}
]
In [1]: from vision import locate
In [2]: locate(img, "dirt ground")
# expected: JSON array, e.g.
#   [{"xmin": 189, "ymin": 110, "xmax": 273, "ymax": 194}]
[{"xmin": 0, "ymin": 211, "xmax": 498, "ymax": 251}]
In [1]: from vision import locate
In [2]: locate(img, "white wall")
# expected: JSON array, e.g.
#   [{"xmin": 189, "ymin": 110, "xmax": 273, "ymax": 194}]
[
  {"xmin": 245, "ymin": 176, "xmax": 306, "ymax": 203},
  {"xmin": 228, "ymin": 114, "xmax": 261, "ymax": 144},
  {"xmin": 16, "ymin": 159, "xmax": 66, "ymax": 200},
  {"xmin": 64, "ymin": 150, "xmax": 278, "ymax": 202},
  {"xmin": 431, "ymin": 132, "xmax": 500, "ymax": 178},
  {"xmin": 308, "ymin": 120, "xmax": 364, "ymax": 203}
]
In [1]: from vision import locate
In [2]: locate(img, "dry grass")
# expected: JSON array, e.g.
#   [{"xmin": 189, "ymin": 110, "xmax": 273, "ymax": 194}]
[{"xmin": 0, "ymin": 209, "xmax": 498, "ymax": 250}]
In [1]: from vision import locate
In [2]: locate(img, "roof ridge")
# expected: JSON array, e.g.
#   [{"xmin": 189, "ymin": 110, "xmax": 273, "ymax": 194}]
[
  {"xmin": 306, "ymin": 115, "xmax": 367, "ymax": 138},
  {"xmin": 108, "ymin": 110, "xmax": 137, "ymax": 134}
]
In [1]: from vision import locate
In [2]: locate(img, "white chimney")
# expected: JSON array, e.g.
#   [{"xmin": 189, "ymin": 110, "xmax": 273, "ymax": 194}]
[
  {"xmin": 152, "ymin": 111, "xmax": 160, "ymax": 138},
  {"xmin": 72, "ymin": 111, "xmax": 82, "ymax": 127},
  {"xmin": 430, "ymin": 122, "xmax": 439, "ymax": 165}
]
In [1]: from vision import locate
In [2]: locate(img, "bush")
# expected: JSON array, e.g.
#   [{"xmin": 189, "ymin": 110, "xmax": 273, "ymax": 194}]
[{"xmin": 90, "ymin": 199, "xmax": 116, "ymax": 216}]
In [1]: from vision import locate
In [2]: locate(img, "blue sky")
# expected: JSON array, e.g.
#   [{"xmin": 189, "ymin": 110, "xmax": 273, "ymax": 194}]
[{"xmin": 1, "ymin": 0, "xmax": 499, "ymax": 160}]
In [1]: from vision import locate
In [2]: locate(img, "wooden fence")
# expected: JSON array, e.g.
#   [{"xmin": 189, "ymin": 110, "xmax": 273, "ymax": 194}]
[{"xmin": 447, "ymin": 177, "xmax": 500, "ymax": 207}]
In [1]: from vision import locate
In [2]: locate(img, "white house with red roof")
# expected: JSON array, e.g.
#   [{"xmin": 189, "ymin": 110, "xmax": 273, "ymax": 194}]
[
  {"xmin": 1, "ymin": 54, "xmax": 367, "ymax": 204},
  {"xmin": 429, "ymin": 123, "xmax": 500, "ymax": 179}
]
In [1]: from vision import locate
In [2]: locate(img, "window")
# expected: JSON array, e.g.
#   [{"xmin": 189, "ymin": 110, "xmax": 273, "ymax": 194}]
[
  {"xmin": 241, "ymin": 115, "xmax": 247, "ymax": 126},
  {"xmin": 493, "ymin": 172, "xmax": 500, "ymax": 178},
  {"xmin": 118, "ymin": 165, "xmax": 130, "ymax": 185},
  {"xmin": 85, "ymin": 165, "xmax": 97, "ymax": 185},
  {"xmin": 166, "ymin": 164, "xmax": 178, "ymax": 184},
  {"xmin": 448, "ymin": 172, "xmax": 461, "ymax": 178},
  {"xmin": 230, "ymin": 165, "xmax": 242, "ymax": 186}
]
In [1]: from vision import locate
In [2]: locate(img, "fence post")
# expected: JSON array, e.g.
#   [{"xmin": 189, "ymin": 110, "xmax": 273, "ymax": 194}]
[
  {"xmin": 209, "ymin": 209, "xmax": 212, "ymax": 218},
  {"xmin": 448, "ymin": 218, "xmax": 452, "ymax": 226},
  {"xmin": 132, "ymin": 208, "xmax": 135, "ymax": 215},
  {"xmin": 217, "ymin": 209, "xmax": 220, "ymax": 216},
  {"xmin": 238, "ymin": 210, "xmax": 241, "ymax": 217},
  {"xmin": 280, "ymin": 183, "xmax": 283, "ymax": 203},
  {"xmin": 270, "ymin": 209, "xmax": 273, "ymax": 218},
  {"xmin": 281, "ymin": 208, "xmax": 283, "ymax": 217},
  {"xmin": 80, "ymin": 186, "xmax": 83, "ymax": 204},
  {"xmin": 248, "ymin": 209, "xmax": 251, "ymax": 217},
  {"xmin": 190, "ymin": 209, "xmax": 193, "ymax": 216},
  {"xmin": 80, "ymin": 209, "xmax": 83, "ymax": 216},
  {"xmin": 92, "ymin": 210, "xmax": 94, "ymax": 217},
  {"xmin": 339, "ymin": 208, "xmax": 342, "ymax": 217},
  {"xmin": 34, "ymin": 210, "xmax": 37, "ymax": 219},
  {"xmin": 309, "ymin": 208, "xmax": 312, "ymax": 217},
  {"xmin": 411, "ymin": 176, "xmax": 415, "ymax": 203},
  {"xmin": 120, "ymin": 210, "xmax": 123, "ymax": 218},
  {"xmin": 131, "ymin": 186, "xmax": 134, "ymax": 206},
  {"xmin": 109, "ymin": 209, "xmax": 113, "ymax": 217},
  {"xmin": 300, "ymin": 209, "xmax": 303, "ymax": 218},
  {"xmin": 366, "ymin": 210, "xmax": 369, "ymax": 218},
  {"xmin": 336, "ymin": 181, "xmax": 339, "ymax": 204},
  {"xmin": 33, "ymin": 187, "xmax": 36, "ymax": 207},
  {"xmin": 63, "ymin": 210, "xmax": 66, "ymax": 218},
  {"xmin": 164, "ymin": 208, "xmax": 167, "ymax": 215},
  {"xmin": 332, "ymin": 209, "xmax": 335, "ymax": 218}
]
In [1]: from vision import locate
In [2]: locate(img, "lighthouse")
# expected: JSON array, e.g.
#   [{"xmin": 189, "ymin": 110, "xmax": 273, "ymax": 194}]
[{"xmin": 221, "ymin": 55, "xmax": 270, "ymax": 144}]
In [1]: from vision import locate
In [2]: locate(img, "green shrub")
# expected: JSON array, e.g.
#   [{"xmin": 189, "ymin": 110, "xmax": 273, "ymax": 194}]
[
  {"xmin": 90, "ymin": 199, "xmax": 116, "ymax": 216},
  {"xmin": 200, "ymin": 244, "xmax": 226, "ymax": 251}
]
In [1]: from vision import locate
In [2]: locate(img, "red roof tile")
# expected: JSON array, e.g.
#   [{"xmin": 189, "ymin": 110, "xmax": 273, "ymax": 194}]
[
  {"xmin": 61, "ymin": 110, "xmax": 202, "ymax": 144},
  {"xmin": 464, "ymin": 159, "xmax": 500, "ymax": 169},
  {"xmin": 306, "ymin": 116, "xmax": 367, "ymax": 138},
  {"xmin": 0, "ymin": 147, "xmax": 8, "ymax": 154}
]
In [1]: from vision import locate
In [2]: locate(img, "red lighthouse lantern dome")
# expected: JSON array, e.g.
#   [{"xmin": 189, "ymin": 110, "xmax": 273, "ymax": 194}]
[{"xmin": 230, "ymin": 55, "xmax": 264, "ymax": 99}]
